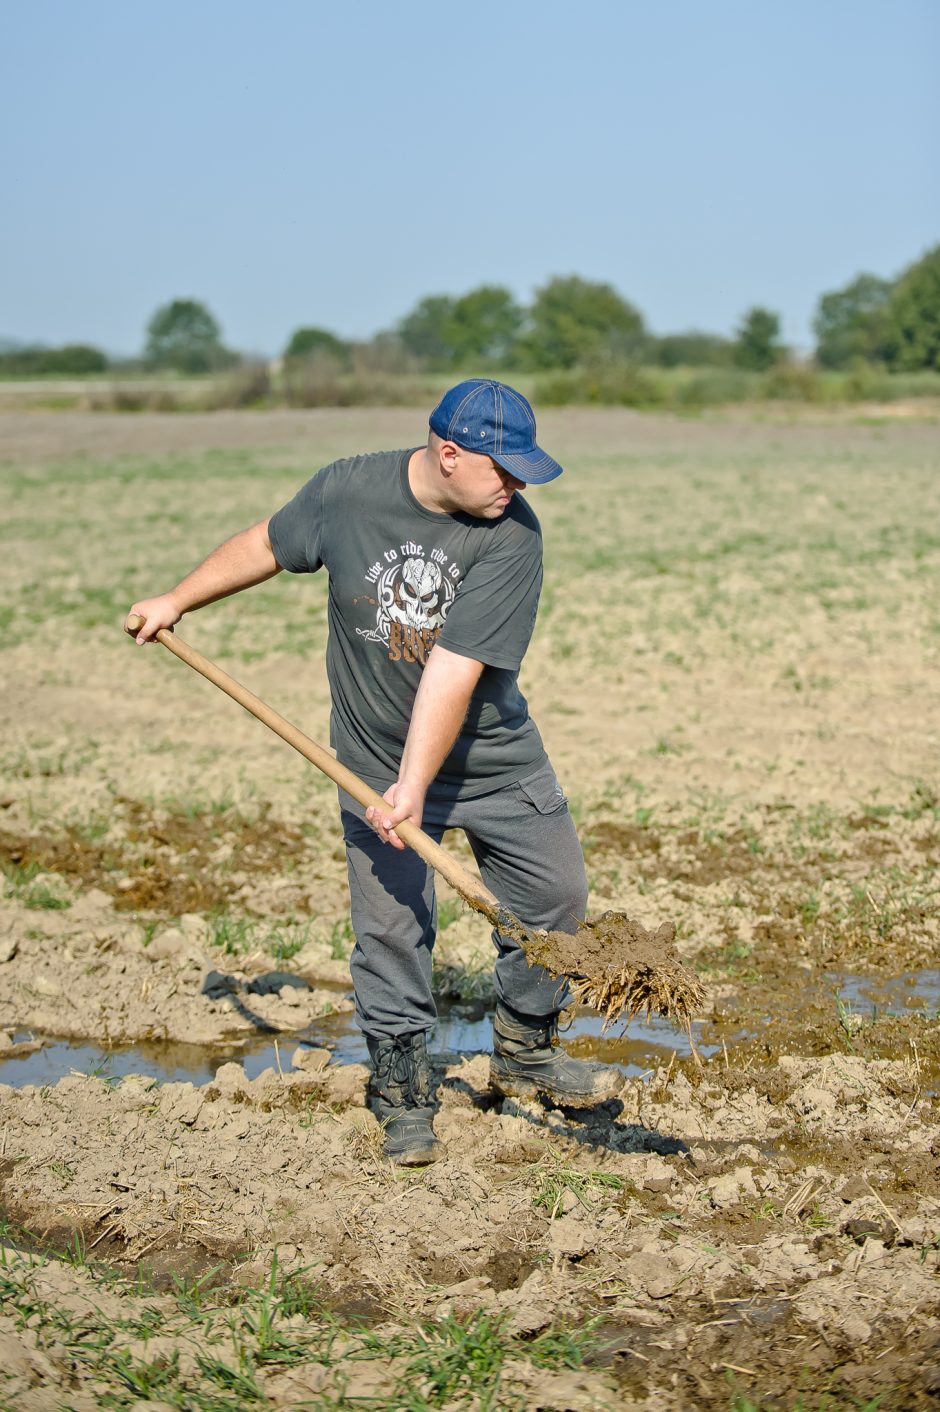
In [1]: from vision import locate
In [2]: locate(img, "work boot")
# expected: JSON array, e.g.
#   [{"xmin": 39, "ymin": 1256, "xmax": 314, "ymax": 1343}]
[
  {"xmin": 366, "ymin": 1032, "xmax": 444, "ymax": 1166},
  {"xmin": 490, "ymin": 1000, "xmax": 622, "ymax": 1106}
]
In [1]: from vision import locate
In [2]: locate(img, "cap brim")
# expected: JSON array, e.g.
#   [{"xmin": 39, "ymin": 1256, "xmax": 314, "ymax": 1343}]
[{"xmin": 491, "ymin": 447, "xmax": 564, "ymax": 484}]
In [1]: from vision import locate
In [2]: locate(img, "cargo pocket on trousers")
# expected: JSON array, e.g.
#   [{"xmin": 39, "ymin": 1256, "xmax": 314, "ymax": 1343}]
[{"xmin": 512, "ymin": 767, "xmax": 568, "ymax": 815}]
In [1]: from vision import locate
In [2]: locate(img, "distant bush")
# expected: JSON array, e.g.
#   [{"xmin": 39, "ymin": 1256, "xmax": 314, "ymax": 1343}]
[
  {"xmin": 0, "ymin": 343, "xmax": 108, "ymax": 376},
  {"xmin": 536, "ymin": 364, "xmax": 769, "ymax": 409},
  {"xmin": 86, "ymin": 384, "xmax": 185, "ymax": 412},
  {"xmin": 351, "ymin": 332, "xmax": 416, "ymax": 375},
  {"xmin": 282, "ymin": 350, "xmax": 354, "ymax": 407},
  {"xmin": 840, "ymin": 367, "xmax": 940, "ymax": 402},
  {"xmin": 671, "ymin": 368, "xmax": 760, "ymax": 406},
  {"xmin": 9, "ymin": 358, "xmax": 938, "ymax": 415},
  {"xmin": 532, "ymin": 362, "xmax": 940, "ymax": 409},
  {"xmin": 535, "ymin": 364, "xmax": 663, "ymax": 407},
  {"xmin": 206, "ymin": 361, "xmax": 273, "ymax": 409},
  {"xmin": 47, "ymin": 344, "xmax": 109, "ymax": 374},
  {"xmin": 650, "ymin": 331, "xmax": 734, "ymax": 367},
  {"xmin": 281, "ymin": 351, "xmax": 437, "ymax": 408},
  {"xmin": 762, "ymin": 362, "xmax": 823, "ymax": 401},
  {"xmin": 283, "ymin": 326, "xmax": 352, "ymax": 366}
]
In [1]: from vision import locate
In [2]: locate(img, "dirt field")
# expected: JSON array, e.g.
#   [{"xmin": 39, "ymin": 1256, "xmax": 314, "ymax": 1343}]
[{"xmin": 1, "ymin": 407, "xmax": 938, "ymax": 1410}]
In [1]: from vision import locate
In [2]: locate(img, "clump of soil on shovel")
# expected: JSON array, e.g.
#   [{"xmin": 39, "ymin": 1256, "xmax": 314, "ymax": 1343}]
[{"xmin": 502, "ymin": 907, "xmax": 706, "ymax": 1036}]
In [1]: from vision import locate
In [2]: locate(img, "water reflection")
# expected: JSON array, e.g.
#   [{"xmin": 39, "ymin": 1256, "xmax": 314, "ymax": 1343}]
[
  {"xmin": 0, "ymin": 997, "xmax": 707, "ymax": 1090},
  {"xmin": 833, "ymin": 969, "xmax": 940, "ymax": 1015},
  {"xmin": 4, "ymin": 970, "xmax": 934, "ymax": 1091}
]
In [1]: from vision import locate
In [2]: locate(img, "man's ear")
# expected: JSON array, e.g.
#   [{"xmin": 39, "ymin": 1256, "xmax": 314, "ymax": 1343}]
[{"xmin": 438, "ymin": 440, "xmax": 460, "ymax": 477}]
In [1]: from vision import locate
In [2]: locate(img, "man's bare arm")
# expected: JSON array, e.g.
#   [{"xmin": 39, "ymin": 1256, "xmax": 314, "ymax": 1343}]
[
  {"xmin": 127, "ymin": 518, "xmax": 281, "ymax": 643},
  {"xmin": 366, "ymin": 644, "xmax": 484, "ymax": 849}
]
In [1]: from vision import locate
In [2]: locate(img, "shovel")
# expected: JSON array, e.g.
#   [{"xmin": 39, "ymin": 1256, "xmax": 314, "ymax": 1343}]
[{"xmin": 124, "ymin": 616, "xmax": 705, "ymax": 1034}]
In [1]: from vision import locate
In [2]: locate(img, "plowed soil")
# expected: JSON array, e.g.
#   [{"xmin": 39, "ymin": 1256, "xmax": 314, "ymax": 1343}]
[{"xmin": 1, "ymin": 407, "xmax": 938, "ymax": 1410}]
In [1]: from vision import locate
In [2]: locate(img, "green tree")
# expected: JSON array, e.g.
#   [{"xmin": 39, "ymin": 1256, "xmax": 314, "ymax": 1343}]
[
  {"xmin": 144, "ymin": 299, "xmax": 228, "ymax": 374},
  {"xmin": 526, "ymin": 276, "xmax": 645, "ymax": 369},
  {"xmin": 813, "ymin": 273, "xmax": 893, "ymax": 368},
  {"xmin": 398, "ymin": 295, "xmax": 458, "ymax": 364},
  {"xmin": 651, "ymin": 331, "xmax": 733, "ymax": 367},
  {"xmin": 399, "ymin": 286, "xmax": 524, "ymax": 367},
  {"xmin": 733, "ymin": 307, "xmax": 784, "ymax": 371},
  {"xmin": 448, "ymin": 285, "xmax": 523, "ymax": 365},
  {"xmin": 46, "ymin": 343, "xmax": 108, "ymax": 374},
  {"xmin": 283, "ymin": 325, "xmax": 351, "ymax": 365},
  {"xmin": 883, "ymin": 244, "xmax": 940, "ymax": 371}
]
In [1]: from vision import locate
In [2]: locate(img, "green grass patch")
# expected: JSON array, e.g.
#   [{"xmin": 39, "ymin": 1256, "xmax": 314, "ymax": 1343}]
[
  {"xmin": 208, "ymin": 914, "xmax": 315, "ymax": 963},
  {"xmin": 1, "ymin": 858, "xmax": 71, "ymax": 910},
  {"xmin": 0, "ymin": 1240, "xmax": 602, "ymax": 1412},
  {"xmin": 531, "ymin": 1148, "xmax": 626, "ymax": 1218}
]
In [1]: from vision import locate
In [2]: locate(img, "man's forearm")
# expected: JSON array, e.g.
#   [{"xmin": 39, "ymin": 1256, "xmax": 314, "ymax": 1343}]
[
  {"xmin": 128, "ymin": 519, "xmax": 282, "ymax": 642},
  {"xmin": 365, "ymin": 644, "xmax": 484, "ymax": 846},
  {"xmin": 398, "ymin": 644, "xmax": 484, "ymax": 793},
  {"xmin": 168, "ymin": 519, "xmax": 281, "ymax": 614}
]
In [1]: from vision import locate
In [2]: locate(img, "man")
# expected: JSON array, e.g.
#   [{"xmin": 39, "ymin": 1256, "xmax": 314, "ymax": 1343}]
[{"xmin": 128, "ymin": 379, "xmax": 620, "ymax": 1164}]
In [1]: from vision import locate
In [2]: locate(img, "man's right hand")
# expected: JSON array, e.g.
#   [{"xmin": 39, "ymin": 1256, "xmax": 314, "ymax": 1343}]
[
  {"xmin": 125, "ymin": 594, "xmax": 182, "ymax": 644},
  {"xmin": 366, "ymin": 779, "xmax": 426, "ymax": 850}
]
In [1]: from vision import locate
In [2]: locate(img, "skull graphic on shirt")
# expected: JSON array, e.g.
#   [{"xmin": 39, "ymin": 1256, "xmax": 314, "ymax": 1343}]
[
  {"xmin": 356, "ymin": 555, "xmax": 455, "ymax": 652},
  {"xmin": 389, "ymin": 558, "xmax": 448, "ymax": 628}
]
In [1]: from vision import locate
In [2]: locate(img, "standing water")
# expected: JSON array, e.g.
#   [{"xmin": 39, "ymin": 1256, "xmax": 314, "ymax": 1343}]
[{"xmin": 0, "ymin": 1001, "xmax": 712, "ymax": 1090}]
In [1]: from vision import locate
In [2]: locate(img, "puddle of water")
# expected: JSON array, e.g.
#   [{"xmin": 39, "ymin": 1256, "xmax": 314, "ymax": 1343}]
[
  {"xmin": 560, "ymin": 1009, "xmax": 718, "ymax": 1072},
  {"xmin": 0, "ymin": 1001, "xmax": 709, "ymax": 1090},
  {"xmin": 0, "ymin": 1034, "xmax": 284, "ymax": 1089},
  {"xmin": 831, "ymin": 969, "xmax": 940, "ymax": 1017},
  {"xmin": 5, "ymin": 972, "xmax": 933, "ymax": 1093}
]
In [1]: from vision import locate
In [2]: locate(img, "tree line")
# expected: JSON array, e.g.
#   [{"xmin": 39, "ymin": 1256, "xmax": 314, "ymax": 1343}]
[{"xmin": 2, "ymin": 244, "xmax": 937, "ymax": 379}]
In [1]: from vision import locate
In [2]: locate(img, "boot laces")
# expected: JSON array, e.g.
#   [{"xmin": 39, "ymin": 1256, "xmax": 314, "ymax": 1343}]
[{"xmin": 388, "ymin": 1035, "xmax": 421, "ymax": 1108}]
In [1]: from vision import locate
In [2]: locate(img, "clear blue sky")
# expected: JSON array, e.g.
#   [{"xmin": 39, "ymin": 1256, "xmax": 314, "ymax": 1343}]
[{"xmin": 2, "ymin": 0, "xmax": 937, "ymax": 357}]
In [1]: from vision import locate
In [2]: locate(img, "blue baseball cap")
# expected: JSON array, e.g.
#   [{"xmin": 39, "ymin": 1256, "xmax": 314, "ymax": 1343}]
[{"xmin": 429, "ymin": 379, "xmax": 564, "ymax": 484}]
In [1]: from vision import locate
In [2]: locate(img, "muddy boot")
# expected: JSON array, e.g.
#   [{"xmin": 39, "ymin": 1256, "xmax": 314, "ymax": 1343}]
[
  {"xmin": 366, "ymin": 1032, "xmax": 444, "ymax": 1166},
  {"xmin": 490, "ymin": 1000, "xmax": 622, "ymax": 1106}
]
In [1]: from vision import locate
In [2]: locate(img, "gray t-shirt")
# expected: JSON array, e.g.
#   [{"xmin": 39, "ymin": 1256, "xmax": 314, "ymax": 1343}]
[{"xmin": 268, "ymin": 448, "xmax": 547, "ymax": 800}]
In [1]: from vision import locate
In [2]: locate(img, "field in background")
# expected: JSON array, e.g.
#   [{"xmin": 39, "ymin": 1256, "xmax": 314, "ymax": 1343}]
[
  {"xmin": 2, "ymin": 365, "xmax": 940, "ymax": 414},
  {"xmin": 1, "ymin": 407, "xmax": 939, "ymax": 1410}
]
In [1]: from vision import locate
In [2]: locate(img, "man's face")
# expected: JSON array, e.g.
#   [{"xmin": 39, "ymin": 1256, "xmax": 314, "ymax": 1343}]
[{"xmin": 445, "ymin": 446, "xmax": 527, "ymax": 519}]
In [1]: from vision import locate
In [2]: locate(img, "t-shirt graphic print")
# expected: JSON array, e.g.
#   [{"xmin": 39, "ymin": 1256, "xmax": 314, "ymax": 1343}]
[{"xmin": 356, "ymin": 542, "xmax": 461, "ymax": 665}]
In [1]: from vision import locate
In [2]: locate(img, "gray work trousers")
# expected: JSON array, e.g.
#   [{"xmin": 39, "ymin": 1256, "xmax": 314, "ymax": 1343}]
[{"xmin": 339, "ymin": 759, "xmax": 588, "ymax": 1040}]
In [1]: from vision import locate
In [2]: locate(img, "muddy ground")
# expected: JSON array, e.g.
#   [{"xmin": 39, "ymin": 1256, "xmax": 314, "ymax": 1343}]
[{"xmin": 1, "ymin": 407, "xmax": 938, "ymax": 1409}]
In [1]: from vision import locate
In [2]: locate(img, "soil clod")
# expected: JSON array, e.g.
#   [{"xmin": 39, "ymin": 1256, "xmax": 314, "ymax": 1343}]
[{"xmin": 523, "ymin": 911, "xmax": 707, "ymax": 1033}]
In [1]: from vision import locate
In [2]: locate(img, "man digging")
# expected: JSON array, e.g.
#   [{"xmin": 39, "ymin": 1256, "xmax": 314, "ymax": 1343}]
[{"xmin": 127, "ymin": 379, "xmax": 621, "ymax": 1164}]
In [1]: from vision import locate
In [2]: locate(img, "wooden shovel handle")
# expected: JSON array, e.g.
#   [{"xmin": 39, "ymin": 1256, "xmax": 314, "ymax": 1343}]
[{"xmin": 124, "ymin": 615, "xmax": 506, "ymax": 924}]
